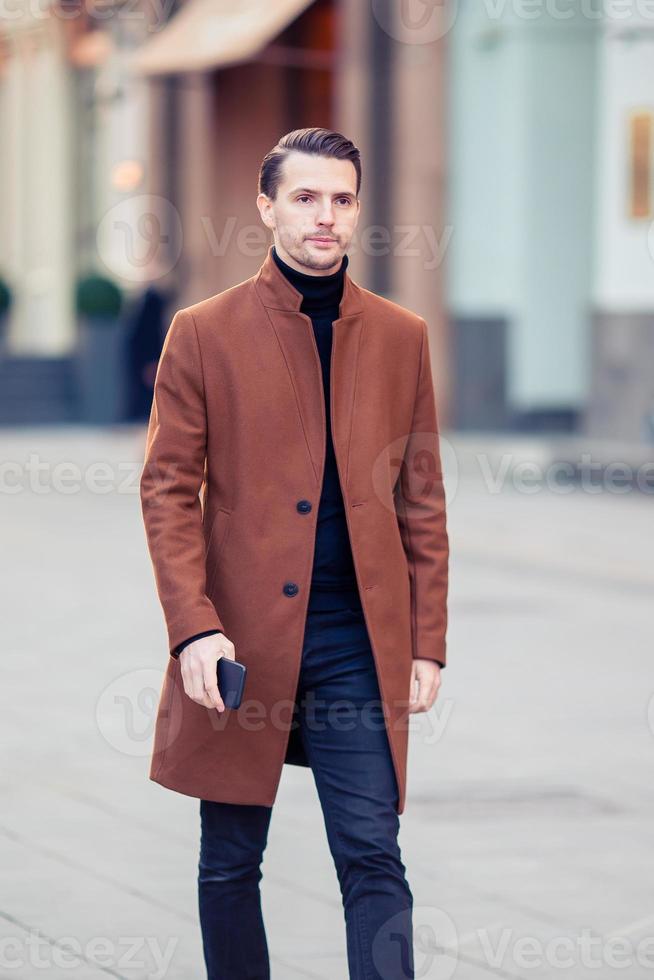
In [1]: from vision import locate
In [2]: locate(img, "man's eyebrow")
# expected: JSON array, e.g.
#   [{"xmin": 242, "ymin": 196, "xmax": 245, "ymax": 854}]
[{"xmin": 288, "ymin": 186, "xmax": 356, "ymax": 198}]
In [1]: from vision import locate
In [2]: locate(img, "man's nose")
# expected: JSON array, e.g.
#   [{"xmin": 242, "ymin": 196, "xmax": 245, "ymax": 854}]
[{"xmin": 316, "ymin": 203, "xmax": 335, "ymax": 225}]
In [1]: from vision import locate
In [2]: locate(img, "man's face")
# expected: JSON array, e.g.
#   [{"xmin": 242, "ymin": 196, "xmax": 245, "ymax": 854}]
[{"xmin": 257, "ymin": 150, "xmax": 360, "ymax": 275}]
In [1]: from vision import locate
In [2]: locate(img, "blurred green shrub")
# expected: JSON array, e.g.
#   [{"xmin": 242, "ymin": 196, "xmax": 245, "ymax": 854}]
[
  {"xmin": 76, "ymin": 274, "xmax": 123, "ymax": 320},
  {"xmin": 0, "ymin": 277, "xmax": 12, "ymax": 316}
]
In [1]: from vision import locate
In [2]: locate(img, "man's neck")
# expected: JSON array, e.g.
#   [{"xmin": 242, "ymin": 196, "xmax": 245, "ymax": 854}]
[{"xmin": 272, "ymin": 245, "xmax": 347, "ymax": 314}]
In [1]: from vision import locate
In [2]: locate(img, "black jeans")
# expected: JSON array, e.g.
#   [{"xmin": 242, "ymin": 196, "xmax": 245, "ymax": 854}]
[{"xmin": 198, "ymin": 605, "xmax": 414, "ymax": 979}]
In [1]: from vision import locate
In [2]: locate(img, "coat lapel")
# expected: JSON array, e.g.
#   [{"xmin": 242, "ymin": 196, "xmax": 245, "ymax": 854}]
[{"xmin": 254, "ymin": 245, "xmax": 365, "ymax": 491}]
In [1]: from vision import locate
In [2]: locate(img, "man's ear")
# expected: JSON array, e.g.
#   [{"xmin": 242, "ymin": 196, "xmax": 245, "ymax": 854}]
[{"xmin": 256, "ymin": 193, "xmax": 274, "ymax": 231}]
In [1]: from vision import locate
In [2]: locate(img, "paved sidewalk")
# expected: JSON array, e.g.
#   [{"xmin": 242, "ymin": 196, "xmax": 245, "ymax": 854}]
[{"xmin": 2, "ymin": 425, "xmax": 653, "ymax": 979}]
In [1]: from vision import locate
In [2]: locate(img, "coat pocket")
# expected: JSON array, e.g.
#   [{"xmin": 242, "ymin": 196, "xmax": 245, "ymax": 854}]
[{"xmin": 204, "ymin": 507, "xmax": 232, "ymax": 595}]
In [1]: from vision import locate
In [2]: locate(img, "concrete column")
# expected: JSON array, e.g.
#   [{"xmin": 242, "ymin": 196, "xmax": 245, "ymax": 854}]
[
  {"xmin": 1, "ymin": 21, "xmax": 74, "ymax": 354},
  {"xmin": 176, "ymin": 73, "xmax": 219, "ymax": 306},
  {"xmin": 393, "ymin": 33, "xmax": 450, "ymax": 425},
  {"xmin": 333, "ymin": 0, "xmax": 374, "ymax": 288}
]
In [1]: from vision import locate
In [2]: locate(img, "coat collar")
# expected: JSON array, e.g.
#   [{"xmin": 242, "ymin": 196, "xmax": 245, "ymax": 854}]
[
  {"xmin": 254, "ymin": 243, "xmax": 363, "ymax": 317},
  {"xmin": 253, "ymin": 243, "xmax": 366, "ymax": 492}
]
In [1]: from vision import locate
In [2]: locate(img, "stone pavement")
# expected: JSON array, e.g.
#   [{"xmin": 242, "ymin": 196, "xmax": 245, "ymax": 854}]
[{"xmin": 1, "ymin": 424, "xmax": 653, "ymax": 979}]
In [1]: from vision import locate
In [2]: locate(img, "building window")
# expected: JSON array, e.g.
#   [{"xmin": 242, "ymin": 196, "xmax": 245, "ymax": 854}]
[{"xmin": 628, "ymin": 109, "xmax": 653, "ymax": 220}]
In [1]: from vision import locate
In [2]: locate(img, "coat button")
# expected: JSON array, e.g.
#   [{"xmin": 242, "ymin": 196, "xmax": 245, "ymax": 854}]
[
  {"xmin": 283, "ymin": 582, "xmax": 299, "ymax": 597},
  {"xmin": 296, "ymin": 499, "xmax": 312, "ymax": 514}
]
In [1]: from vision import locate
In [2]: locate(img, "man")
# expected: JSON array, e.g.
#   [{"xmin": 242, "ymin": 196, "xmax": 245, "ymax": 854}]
[{"xmin": 140, "ymin": 127, "xmax": 449, "ymax": 979}]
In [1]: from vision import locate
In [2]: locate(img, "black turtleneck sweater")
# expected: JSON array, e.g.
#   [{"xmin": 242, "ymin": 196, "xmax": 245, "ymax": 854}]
[{"xmin": 271, "ymin": 245, "xmax": 360, "ymax": 613}]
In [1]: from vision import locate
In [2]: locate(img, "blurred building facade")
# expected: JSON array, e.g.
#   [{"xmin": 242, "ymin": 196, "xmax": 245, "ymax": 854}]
[
  {"xmin": 0, "ymin": 0, "xmax": 157, "ymax": 420},
  {"xmin": 0, "ymin": 0, "xmax": 447, "ymax": 425},
  {"xmin": 1, "ymin": 0, "xmax": 653, "ymax": 442},
  {"xmin": 447, "ymin": 1, "xmax": 654, "ymax": 440}
]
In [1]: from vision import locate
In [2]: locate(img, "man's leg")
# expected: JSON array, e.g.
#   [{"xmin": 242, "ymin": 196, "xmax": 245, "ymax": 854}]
[
  {"xmin": 297, "ymin": 606, "xmax": 414, "ymax": 980},
  {"xmin": 198, "ymin": 798, "xmax": 273, "ymax": 979}
]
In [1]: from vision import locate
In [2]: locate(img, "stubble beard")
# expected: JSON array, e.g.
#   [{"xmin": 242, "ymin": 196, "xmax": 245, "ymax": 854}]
[{"xmin": 283, "ymin": 234, "xmax": 346, "ymax": 273}]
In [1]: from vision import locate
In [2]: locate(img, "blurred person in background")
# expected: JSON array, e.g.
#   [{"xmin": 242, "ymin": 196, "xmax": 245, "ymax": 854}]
[
  {"xmin": 125, "ymin": 283, "xmax": 167, "ymax": 421},
  {"xmin": 139, "ymin": 127, "xmax": 449, "ymax": 979}
]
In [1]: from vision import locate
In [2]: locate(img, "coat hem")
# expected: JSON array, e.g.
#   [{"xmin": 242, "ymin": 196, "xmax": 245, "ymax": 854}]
[{"xmin": 149, "ymin": 773, "xmax": 277, "ymax": 808}]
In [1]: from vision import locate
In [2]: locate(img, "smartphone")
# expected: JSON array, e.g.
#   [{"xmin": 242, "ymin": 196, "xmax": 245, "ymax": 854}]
[{"xmin": 217, "ymin": 657, "xmax": 247, "ymax": 709}]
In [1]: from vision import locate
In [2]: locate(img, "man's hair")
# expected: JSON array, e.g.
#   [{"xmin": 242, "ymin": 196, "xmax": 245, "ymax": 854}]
[{"xmin": 258, "ymin": 127, "xmax": 361, "ymax": 200}]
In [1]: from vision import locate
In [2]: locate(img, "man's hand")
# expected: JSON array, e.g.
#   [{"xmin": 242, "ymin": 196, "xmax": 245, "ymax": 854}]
[
  {"xmin": 409, "ymin": 659, "xmax": 441, "ymax": 713},
  {"xmin": 179, "ymin": 632, "xmax": 236, "ymax": 711}
]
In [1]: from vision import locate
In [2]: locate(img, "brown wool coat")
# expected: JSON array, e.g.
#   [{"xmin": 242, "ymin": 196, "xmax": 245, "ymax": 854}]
[{"xmin": 139, "ymin": 244, "xmax": 449, "ymax": 814}]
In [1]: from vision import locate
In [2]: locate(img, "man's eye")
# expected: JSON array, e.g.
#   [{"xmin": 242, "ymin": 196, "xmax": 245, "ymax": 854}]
[{"xmin": 298, "ymin": 196, "xmax": 312, "ymax": 203}]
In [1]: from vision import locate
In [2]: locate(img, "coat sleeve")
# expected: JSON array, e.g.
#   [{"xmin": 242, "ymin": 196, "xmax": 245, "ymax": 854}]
[
  {"xmin": 139, "ymin": 307, "xmax": 225, "ymax": 656},
  {"xmin": 393, "ymin": 317, "xmax": 449, "ymax": 667}
]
